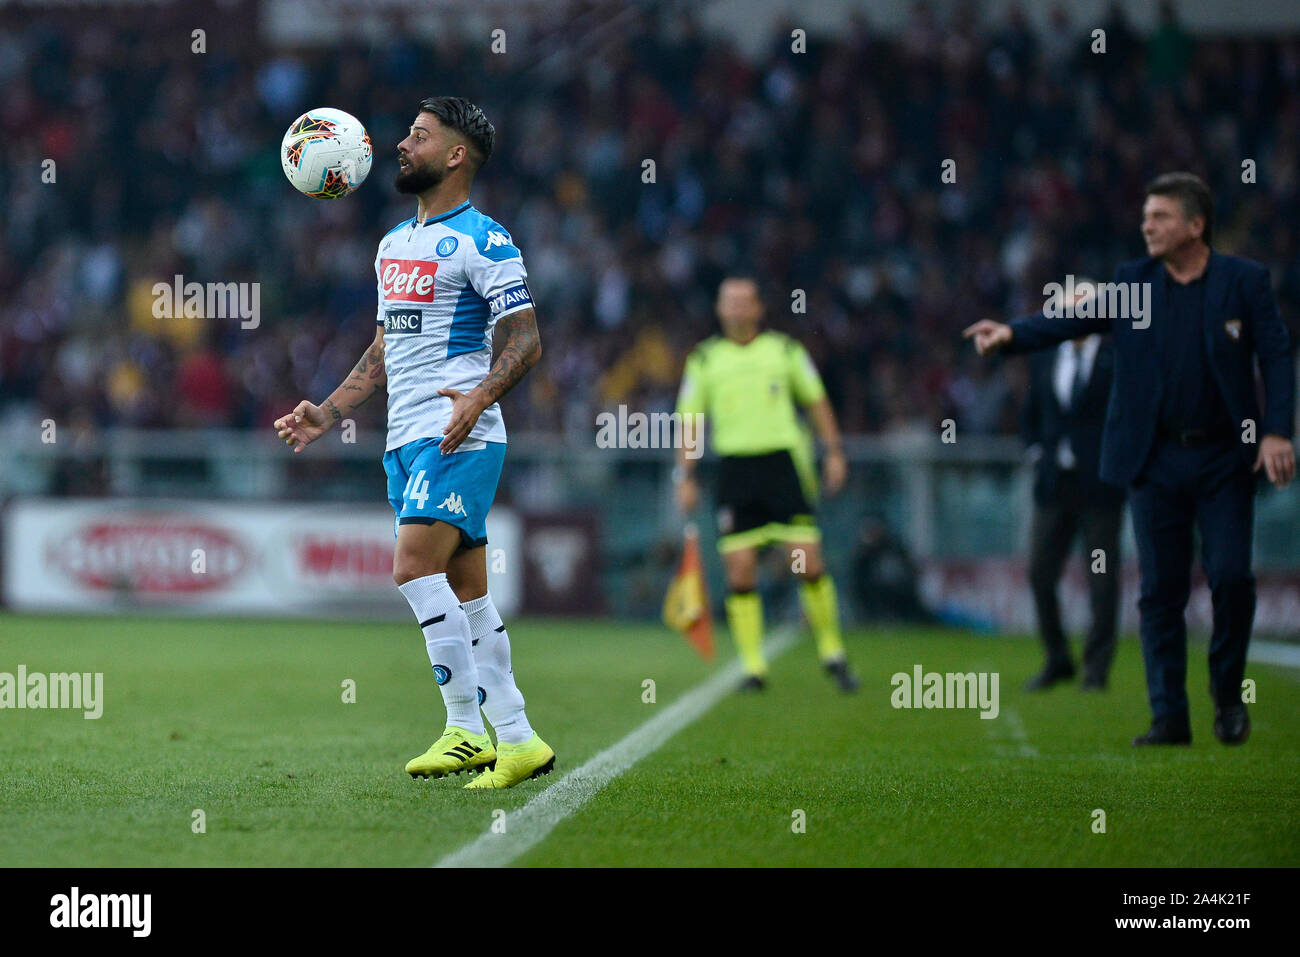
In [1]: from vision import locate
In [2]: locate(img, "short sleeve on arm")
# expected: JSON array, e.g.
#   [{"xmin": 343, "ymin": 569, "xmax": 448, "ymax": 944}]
[
  {"xmin": 789, "ymin": 341, "xmax": 827, "ymax": 406},
  {"xmin": 465, "ymin": 227, "xmax": 534, "ymax": 320}
]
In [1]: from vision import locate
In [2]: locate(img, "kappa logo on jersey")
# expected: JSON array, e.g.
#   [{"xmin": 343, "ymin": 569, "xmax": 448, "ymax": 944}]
[
  {"xmin": 384, "ymin": 308, "xmax": 423, "ymax": 334},
  {"xmin": 489, "ymin": 283, "xmax": 533, "ymax": 315},
  {"xmin": 380, "ymin": 259, "xmax": 439, "ymax": 302},
  {"xmin": 437, "ymin": 492, "xmax": 467, "ymax": 517},
  {"xmin": 485, "ymin": 231, "xmax": 512, "ymax": 250}
]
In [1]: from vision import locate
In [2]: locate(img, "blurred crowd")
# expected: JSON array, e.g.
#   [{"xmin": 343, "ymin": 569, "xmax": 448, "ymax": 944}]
[{"xmin": 3, "ymin": 0, "xmax": 1299, "ymax": 449}]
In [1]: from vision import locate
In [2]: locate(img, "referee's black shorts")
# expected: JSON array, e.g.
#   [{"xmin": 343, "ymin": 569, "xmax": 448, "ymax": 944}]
[{"xmin": 714, "ymin": 450, "xmax": 820, "ymax": 553}]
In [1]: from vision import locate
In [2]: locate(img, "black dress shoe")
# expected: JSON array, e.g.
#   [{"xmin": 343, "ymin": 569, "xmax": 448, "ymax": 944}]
[
  {"xmin": 1080, "ymin": 676, "xmax": 1107, "ymax": 692},
  {"xmin": 1024, "ymin": 662, "xmax": 1076, "ymax": 692},
  {"xmin": 737, "ymin": 674, "xmax": 766, "ymax": 693},
  {"xmin": 1132, "ymin": 717, "xmax": 1192, "ymax": 746},
  {"xmin": 1213, "ymin": 703, "xmax": 1250, "ymax": 745}
]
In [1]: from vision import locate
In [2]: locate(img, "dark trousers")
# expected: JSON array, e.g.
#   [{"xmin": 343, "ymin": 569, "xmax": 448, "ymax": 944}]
[
  {"xmin": 1129, "ymin": 438, "xmax": 1256, "ymax": 721},
  {"xmin": 1028, "ymin": 470, "xmax": 1122, "ymax": 681}
]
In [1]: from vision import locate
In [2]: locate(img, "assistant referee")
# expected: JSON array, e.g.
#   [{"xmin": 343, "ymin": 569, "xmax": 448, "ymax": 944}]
[{"xmin": 674, "ymin": 276, "xmax": 859, "ymax": 693}]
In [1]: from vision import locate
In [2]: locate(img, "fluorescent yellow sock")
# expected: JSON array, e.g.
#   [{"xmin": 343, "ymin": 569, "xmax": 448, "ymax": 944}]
[
  {"xmin": 799, "ymin": 574, "xmax": 845, "ymax": 662},
  {"xmin": 725, "ymin": 590, "xmax": 766, "ymax": 676}
]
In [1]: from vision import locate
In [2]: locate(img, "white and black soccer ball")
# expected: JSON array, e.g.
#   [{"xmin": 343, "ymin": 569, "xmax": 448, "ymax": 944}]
[{"xmin": 281, "ymin": 107, "xmax": 373, "ymax": 199}]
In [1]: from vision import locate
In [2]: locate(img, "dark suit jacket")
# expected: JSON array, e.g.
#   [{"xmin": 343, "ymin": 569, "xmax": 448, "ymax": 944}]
[
  {"xmin": 1006, "ymin": 252, "xmax": 1295, "ymax": 487},
  {"xmin": 1021, "ymin": 340, "xmax": 1126, "ymax": 507}
]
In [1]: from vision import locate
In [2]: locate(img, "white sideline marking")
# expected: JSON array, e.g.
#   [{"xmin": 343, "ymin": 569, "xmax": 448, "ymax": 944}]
[
  {"xmin": 1001, "ymin": 707, "xmax": 1039, "ymax": 758},
  {"xmin": 1249, "ymin": 641, "xmax": 1300, "ymax": 670},
  {"xmin": 434, "ymin": 627, "xmax": 799, "ymax": 869}
]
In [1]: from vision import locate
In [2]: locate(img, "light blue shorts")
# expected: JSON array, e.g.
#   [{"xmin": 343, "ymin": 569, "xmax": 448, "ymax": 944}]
[{"xmin": 382, "ymin": 438, "xmax": 506, "ymax": 548}]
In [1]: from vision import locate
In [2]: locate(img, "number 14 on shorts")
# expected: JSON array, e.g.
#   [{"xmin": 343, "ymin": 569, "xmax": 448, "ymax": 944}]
[{"xmin": 404, "ymin": 469, "xmax": 431, "ymax": 510}]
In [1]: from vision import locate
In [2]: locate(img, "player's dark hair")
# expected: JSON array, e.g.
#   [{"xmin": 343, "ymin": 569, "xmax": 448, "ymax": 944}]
[
  {"xmin": 1145, "ymin": 172, "xmax": 1214, "ymax": 246},
  {"xmin": 418, "ymin": 96, "xmax": 495, "ymax": 172}
]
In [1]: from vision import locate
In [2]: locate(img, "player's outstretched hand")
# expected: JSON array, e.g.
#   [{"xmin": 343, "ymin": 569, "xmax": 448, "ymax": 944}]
[
  {"xmin": 1253, "ymin": 434, "xmax": 1296, "ymax": 489},
  {"xmin": 438, "ymin": 387, "xmax": 486, "ymax": 454},
  {"xmin": 962, "ymin": 319, "xmax": 1013, "ymax": 356},
  {"xmin": 274, "ymin": 400, "xmax": 330, "ymax": 453}
]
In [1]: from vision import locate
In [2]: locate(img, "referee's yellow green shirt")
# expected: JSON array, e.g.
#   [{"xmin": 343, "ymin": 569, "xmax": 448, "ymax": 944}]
[{"xmin": 675, "ymin": 331, "xmax": 826, "ymax": 457}]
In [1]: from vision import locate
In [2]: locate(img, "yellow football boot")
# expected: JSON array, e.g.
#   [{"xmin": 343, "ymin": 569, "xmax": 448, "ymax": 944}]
[
  {"xmin": 405, "ymin": 727, "xmax": 496, "ymax": 779},
  {"xmin": 464, "ymin": 733, "xmax": 555, "ymax": 789}
]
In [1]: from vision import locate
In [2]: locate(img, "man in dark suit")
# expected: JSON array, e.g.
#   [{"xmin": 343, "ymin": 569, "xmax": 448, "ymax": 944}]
[
  {"xmin": 965, "ymin": 172, "xmax": 1295, "ymax": 746},
  {"xmin": 1021, "ymin": 322, "xmax": 1126, "ymax": 692}
]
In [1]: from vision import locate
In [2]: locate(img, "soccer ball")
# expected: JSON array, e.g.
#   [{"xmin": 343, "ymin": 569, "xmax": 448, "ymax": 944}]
[{"xmin": 281, "ymin": 108, "xmax": 373, "ymax": 199}]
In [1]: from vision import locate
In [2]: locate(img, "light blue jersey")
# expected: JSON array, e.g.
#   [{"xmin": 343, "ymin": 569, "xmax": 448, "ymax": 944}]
[{"xmin": 375, "ymin": 201, "xmax": 533, "ymax": 452}]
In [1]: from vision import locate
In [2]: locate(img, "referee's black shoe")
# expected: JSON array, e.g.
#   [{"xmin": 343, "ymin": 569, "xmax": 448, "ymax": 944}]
[
  {"xmin": 1213, "ymin": 703, "xmax": 1250, "ymax": 745},
  {"xmin": 824, "ymin": 659, "xmax": 860, "ymax": 693},
  {"xmin": 738, "ymin": 674, "xmax": 766, "ymax": 693},
  {"xmin": 1132, "ymin": 714, "xmax": 1192, "ymax": 746}
]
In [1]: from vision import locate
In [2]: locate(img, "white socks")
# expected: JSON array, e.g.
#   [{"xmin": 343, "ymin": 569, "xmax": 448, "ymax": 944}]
[
  {"xmin": 397, "ymin": 573, "xmax": 484, "ymax": 735},
  {"xmin": 461, "ymin": 593, "xmax": 534, "ymax": 745}
]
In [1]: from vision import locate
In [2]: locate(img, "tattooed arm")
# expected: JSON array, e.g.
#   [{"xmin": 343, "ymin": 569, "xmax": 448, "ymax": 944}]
[
  {"xmin": 321, "ymin": 325, "xmax": 387, "ymax": 425},
  {"xmin": 274, "ymin": 326, "xmax": 386, "ymax": 453},
  {"xmin": 438, "ymin": 307, "xmax": 541, "ymax": 454}
]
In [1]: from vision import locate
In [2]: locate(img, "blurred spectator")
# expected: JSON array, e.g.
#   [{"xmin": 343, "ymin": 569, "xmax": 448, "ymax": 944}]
[
  {"xmin": 1, "ymin": 0, "xmax": 1297, "ymax": 448},
  {"xmin": 851, "ymin": 516, "xmax": 932, "ymax": 622}
]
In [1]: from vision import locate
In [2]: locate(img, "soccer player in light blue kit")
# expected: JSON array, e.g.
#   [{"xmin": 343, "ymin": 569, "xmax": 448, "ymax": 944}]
[{"xmin": 275, "ymin": 97, "xmax": 554, "ymax": 789}]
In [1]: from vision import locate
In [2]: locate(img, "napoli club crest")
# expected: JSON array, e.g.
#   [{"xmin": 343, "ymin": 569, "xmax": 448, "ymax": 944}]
[
  {"xmin": 436, "ymin": 236, "xmax": 459, "ymax": 257},
  {"xmin": 432, "ymin": 664, "xmax": 452, "ymax": 685}
]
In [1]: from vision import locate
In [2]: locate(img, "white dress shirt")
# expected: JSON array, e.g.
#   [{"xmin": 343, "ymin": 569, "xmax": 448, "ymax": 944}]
[{"xmin": 1052, "ymin": 335, "xmax": 1101, "ymax": 470}]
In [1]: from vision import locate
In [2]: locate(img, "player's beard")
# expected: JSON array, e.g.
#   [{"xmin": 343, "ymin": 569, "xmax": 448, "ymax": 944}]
[{"xmin": 395, "ymin": 160, "xmax": 445, "ymax": 194}]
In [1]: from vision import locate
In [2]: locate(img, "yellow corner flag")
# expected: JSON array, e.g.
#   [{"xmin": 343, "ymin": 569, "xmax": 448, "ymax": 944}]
[{"xmin": 662, "ymin": 523, "xmax": 715, "ymax": 661}]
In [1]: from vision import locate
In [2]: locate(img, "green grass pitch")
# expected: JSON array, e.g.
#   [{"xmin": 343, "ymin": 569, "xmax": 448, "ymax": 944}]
[{"xmin": 0, "ymin": 613, "xmax": 1296, "ymax": 867}]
